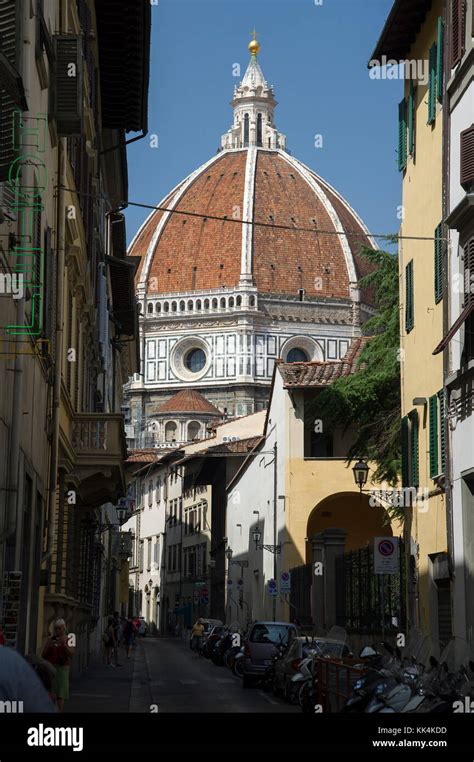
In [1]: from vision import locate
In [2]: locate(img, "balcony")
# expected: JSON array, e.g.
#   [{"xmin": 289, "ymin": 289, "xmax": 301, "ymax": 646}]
[{"xmin": 71, "ymin": 414, "xmax": 127, "ymax": 506}]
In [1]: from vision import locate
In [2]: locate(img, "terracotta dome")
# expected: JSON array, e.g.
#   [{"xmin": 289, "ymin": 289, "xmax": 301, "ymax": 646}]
[{"xmin": 130, "ymin": 148, "xmax": 374, "ymax": 302}]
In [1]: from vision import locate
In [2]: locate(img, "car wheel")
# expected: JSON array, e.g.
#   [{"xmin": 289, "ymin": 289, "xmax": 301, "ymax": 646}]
[
  {"xmin": 242, "ymin": 675, "xmax": 254, "ymax": 689},
  {"xmin": 234, "ymin": 659, "xmax": 244, "ymax": 678}
]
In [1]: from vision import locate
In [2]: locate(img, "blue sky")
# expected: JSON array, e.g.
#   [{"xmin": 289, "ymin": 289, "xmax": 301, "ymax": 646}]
[{"xmin": 124, "ymin": 0, "xmax": 400, "ymax": 247}]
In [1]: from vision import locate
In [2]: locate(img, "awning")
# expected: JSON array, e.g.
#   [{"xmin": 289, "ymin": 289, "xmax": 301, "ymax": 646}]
[
  {"xmin": 433, "ymin": 303, "xmax": 474, "ymax": 355},
  {"xmin": 95, "ymin": 1, "xmax": 151, "ymax": 133},
  {"xmin": 370, "ymin": 0, "xmax": 433, "ymax": 63}
]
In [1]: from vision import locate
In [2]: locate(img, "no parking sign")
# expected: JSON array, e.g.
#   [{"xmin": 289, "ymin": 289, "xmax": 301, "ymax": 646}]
[{"xmin": 374, "ymin": 537, "xmax": 399, "ymax": 575}]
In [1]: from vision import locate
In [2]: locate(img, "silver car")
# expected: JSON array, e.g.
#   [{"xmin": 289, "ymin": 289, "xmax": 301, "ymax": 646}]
[{"xmin": 242, "ymin": 621, "xmax": 298, "ymax": 688}]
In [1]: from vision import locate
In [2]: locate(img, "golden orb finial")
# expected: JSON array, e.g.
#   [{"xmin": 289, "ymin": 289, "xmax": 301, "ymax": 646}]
[{"xmin": 248, "ymin": 29, "xmax": 260, "ymax": 56}]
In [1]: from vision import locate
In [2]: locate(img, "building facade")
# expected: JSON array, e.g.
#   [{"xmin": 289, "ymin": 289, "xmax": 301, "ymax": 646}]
[
  {"xmin": 371, "ymin": 0, "xmax": 450, "ymax": 646},
  {"xmin": 437, "ymin": 0, "xmax": 474, "ymax": 650},
  {"xmin": 0, "ymin": 0, "xmax": 150, "ymax": 671}
]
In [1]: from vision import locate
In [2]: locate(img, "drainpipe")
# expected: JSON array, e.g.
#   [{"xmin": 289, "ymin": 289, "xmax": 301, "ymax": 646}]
[{"xmin": 42, "ymin": 1, "xmax": 65, "ymax": 563}]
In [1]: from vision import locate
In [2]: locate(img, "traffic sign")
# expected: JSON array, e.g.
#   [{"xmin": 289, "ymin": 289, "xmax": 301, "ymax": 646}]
[
  {"xmin": 280, "ymin": 571, "xmax": 291, "ymax": 594},
  {"xmin": 201, "ymin": 596, "xmax": 209, "ymax": 605},
  {"xmin": 374, "ymin": 537, "xmax": 399, "ymax": 575},
  {"xmin": 267, "ymin": 579, "xmax": 278, "ymax": 596}
]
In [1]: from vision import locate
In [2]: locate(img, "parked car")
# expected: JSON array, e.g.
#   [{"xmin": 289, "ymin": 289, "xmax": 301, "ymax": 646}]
[
  {"xmin": 242, "ymin": 621, "xmax": 298, "ymax": 688},
  {"xmin": 138, "ymin": 617, "xmax": 148, "ymax": 636},
  {"xmin": 272, "ymin": 636, "xmax": 319, "ymax": 699}
]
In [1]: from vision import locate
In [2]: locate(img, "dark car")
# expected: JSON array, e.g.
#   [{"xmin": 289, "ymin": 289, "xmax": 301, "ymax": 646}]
[{"xmin": 242, "ymin": 621, "xmax": 298, "ymax": 688}]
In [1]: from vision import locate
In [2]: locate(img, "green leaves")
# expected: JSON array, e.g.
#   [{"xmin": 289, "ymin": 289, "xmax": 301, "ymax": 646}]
[{"xmin": 308, "ymin": 246, "xmax": 401, "ymax": 487}]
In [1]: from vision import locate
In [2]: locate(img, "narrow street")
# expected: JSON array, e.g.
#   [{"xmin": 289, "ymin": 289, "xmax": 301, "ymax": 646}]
[{"xmin": 66, "ymin": 638, "xmax": 299, "ymax": 714}]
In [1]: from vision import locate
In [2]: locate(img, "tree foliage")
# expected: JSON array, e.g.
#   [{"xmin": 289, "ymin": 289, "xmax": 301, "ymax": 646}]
[{"xmin": 308, "ymin": 246, "xmax": 401, "ymax": 485}]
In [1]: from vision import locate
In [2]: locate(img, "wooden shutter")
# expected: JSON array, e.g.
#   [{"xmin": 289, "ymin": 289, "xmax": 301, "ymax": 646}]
[
  {"xmin": 429, "ymin": 395, "xmax": 439, "ymax": 478},
  {"xmin": 464, "ymin": 236, "xmax": 474, "ymax": 306},
  {"xmin": 408, "ymin": 81, "xmax": 416, "ymax": 156},
  {"xmin": 451, "ymin": 0, "xmax": 466, "ymax": 68},
  {"xmin": 54, "ymin": 35, "xmax": 83, "ymax": 135},
  {"xmin": 401, "ymin": 415, "xmax": 410, "ymax": 488},
  {"xmin": 460, "ymin": 124, "xmax": 474, "ymax": 191},
  {"xmin": 398, "ymin": 98, "xmax": 407, "ymax": 171},
  {"xmin": 435, "ymin": 223, "xmax": 443, "ymax": 303},
  {"xmin": 405, "ymin": 260, "xmax": 414, "ymax": 333},
  {"xmin": 438, "ymin": 390, "xmax": 446, "ymax": 474},
  {"xmin": 428, "ymin": 43, "xmax": 437, "ymax": 124},
  {"xmin": 410, "ymin": 410, "xmax": 419, "ymax": 488},
  {"xmin": 0, "ymin": 0, "xmax": 17, "ymax": 183},
  {"xmin": 436, "ymin": 18, "xmax": 444, "ymax": 103}
]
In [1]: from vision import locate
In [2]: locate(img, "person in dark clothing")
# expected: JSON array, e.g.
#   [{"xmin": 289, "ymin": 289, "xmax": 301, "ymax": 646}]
[
  {"xmin": 123, "ymin": 615, "xmax": 135, "ymax": 659},
  {"xmin": 112, "ymin": 612, "xmax": 122, "ymax": 666}
]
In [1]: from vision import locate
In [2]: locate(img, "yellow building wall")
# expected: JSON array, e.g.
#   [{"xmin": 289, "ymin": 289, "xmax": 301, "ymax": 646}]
[{"xmin": 399, "ymin": 0, "xmax": 447, "ymax": 631}]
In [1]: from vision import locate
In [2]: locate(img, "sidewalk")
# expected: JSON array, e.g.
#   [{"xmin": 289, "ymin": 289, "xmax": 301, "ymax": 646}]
[{"xmin": 65, "ymin": 641, "xmax": 142, "ymax": 713}]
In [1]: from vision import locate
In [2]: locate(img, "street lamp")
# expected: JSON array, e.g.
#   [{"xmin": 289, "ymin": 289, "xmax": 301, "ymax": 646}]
[
  {"xmin": 352, "ymin": 459, "xmax": 369, "ymax": 492},
  {"xmin": 225, "ymin": 547, "xmax": 233, "ymax": 561},
  {"xmin": 252, "ymin": 527, "xmax": 262, "ymax": 549}
]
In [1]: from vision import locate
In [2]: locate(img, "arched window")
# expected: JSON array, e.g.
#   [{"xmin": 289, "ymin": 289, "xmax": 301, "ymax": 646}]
[
  {"xmin": 156, "ymin": 302, "xmax": 161, "ymax": 313},
  {"xmin": 196, "ymin": 300, "xmax": 202, "ymax": 311},
  {"xmin": 220, "ymin": 297, "xmax": 226, "ymax": 309},
  {"xmin": 171, "ymin": 301, "xmax": 177, "ymax": 312},
  {"xmin": 244, "ymin": 113, "xmax": 249, "ymax": 146},
  {"xmin": 212, "ymin": 298, "xmax": 218, "ymax": 309},
  {"xmin": 287, "ymin": 347, "xmax": 309, "ymax": 363},
  {"xmin": 147, "ymin": 303, "xmax": 153, "ymax": 314},
  {"xmin": 229, "ymin": 297, "xmax": 235, "ymax": 308},
  {"xmin": 179, "ymin": 300, "xmax": 185, "ymax": 311},
  {"xmin": 257, "ymin": 113, "xmax": 262, "ymax": 146},
  {"xmin": 163, "ymin": 302, "xmax": 169, "ymax": 313},
  {"xmin": 187, "ymin": 421, "xmax": 201, "ymax": 441},
  {"xmin": 138, "ymin": 302, "xmax": 143, "ymax": 314},
  {"xmin": 188, "ymin": 300, "xmax": 194, "ymax": 311},
  {"xmin": 249, "ymin": 295, "xmax": 256, "ymax": 307},
  {"xmin": 165, "ymin": 421, "xmax": 177, "ymax": 443},
  {"xmin": 204, "ymin": 299, "xmax": 210, "ymax": 310},
  {"xmin": 236, "ymin": 295, "xmax": 242, "ymax": 307}
]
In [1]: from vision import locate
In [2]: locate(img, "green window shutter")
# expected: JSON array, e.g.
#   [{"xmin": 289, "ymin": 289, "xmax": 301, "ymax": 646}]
[
  {"xmin": 398, "ymin": 98, "xmax": 407, "ymax": 171},
  {"xmin": 435, "ymin": 222, "xmax": 443, "ymax": 303},
  {"xmin": 428, "ymin": 42, "xmax": 437, "ymax": 125},
  {"xmin": 438, "ymin": 390, "xmax": 446, "ymax": 475},
  {"xmin": 401, "ymin": 415, "xmax": 410, "ymax": 488},
  {"xmin": 408, "ymin": 81, "xmax": 416, "ymax": 156},
  {"xmin": 405, "ymin": 260, "xmax": 414, "ymax": 333},
  {"xmin": 429, "ymin": 395, "xmax": 439, "ymax": 478},
  {"xmin": 410, "ymin": 410, "xmax": 419, "ymax": 488},
  {"xmin": 436, "ymin": 18, "xmax": 444, "ymax": 103}
]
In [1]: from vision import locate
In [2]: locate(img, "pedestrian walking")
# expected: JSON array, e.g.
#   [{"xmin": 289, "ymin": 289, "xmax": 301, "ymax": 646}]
[
  {"xmin": 112, "ymin": 612, "xmax": 122, "ymax": 666},
  {"xmin": 123, "ymin": 615, "xmax": 135, "ymax": 659},
  {"xmin": 42, "ymin": 619, "xmax": 75, "ymax": 711},
  {"xmin": 190, "ymin": 618, "xmax": 204, "ymax": 654},
  {"xmin": 0, "ymin": 647, "xmax": 56, "ymax": 712}
]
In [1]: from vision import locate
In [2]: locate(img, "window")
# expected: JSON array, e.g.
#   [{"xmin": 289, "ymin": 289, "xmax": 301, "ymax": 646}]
[
  {"xmin": 434, "ymin": 223, "xmax": 443, "ymax": 303},
  {"xmin": 401, "ymin": 411, "xmax": 419, "ymax": 488},
  {"xmin": 147, "ymin": 538, "xmax": 152, "ymax": 570},
  {"xmin": 405, "ymin": 260, "xmax": 414, "ymax": 333},
  {"xmin": 428, "ymin": 43, "xmax": 437, "ymax": 125},
  {"xmin": 429, "ymin": 395, "xmax": 439, "ymax": 478},
  {"xmin": 408, "ymin": 81, "xmax": 416, "ymax": 156},
  {"xmin": 244, "ymin": 113, "xmax": 249, "ymax": 146},
  {"xmin": 185, "ymin": 348, "xmax": 206, "ymax": 373},
  {"xmin": 436, "ymin": 18, "xmax": 444, "ymax": 103},
  {"xmin": 450, "ymin": 0, "xmax": 466, "ymax": 69},
  {"xmin": 165, "ymin": 421, "xmax": 177, "ymax": 443},
  {"xmin": 460, "ymin": 124, "xmax": 474, "ymax": 192},
  {"xmin": 148, "ymin": 481, "xmax": 153, "ymax": 507},
  {"xmin": 153, "ymin": 537, "xmax": 159, "ymax": 567},
  {"xmin": 257, "ymin": 113, "xmax": 262, "ymax": 146},
  {"xmin": 139, "ymin": 541, "xmax": 144, "ymax": 573},
  {"xmin": 188, "ymin": 421, "xmax": 201, "ymax": 441},
  {"xmin": 287, "ymin": 348, "xmax": 308, "ymax": 363},
  {"xmin": 438, "ymin": 390, "xmax": 446, "ymax": 474},
  {"xmin": 398, "ymin": 98, "xmax": 407, "ymax": 171}
]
